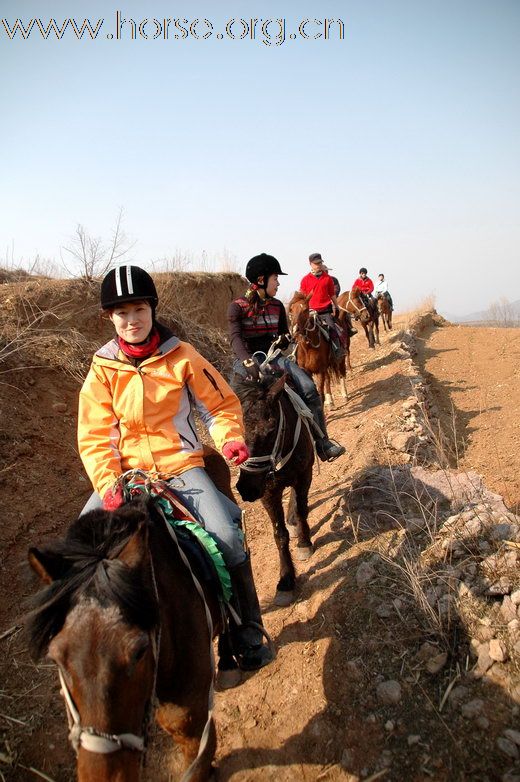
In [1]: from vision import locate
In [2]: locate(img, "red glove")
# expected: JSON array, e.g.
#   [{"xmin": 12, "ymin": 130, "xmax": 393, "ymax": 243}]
[
  {"xmin": 103, "ymin": 484, "xmax": 124, "ymax": 511},
  {"xmin": 222, "ymin": 441, "xmax": 250, "ymax": 466}
]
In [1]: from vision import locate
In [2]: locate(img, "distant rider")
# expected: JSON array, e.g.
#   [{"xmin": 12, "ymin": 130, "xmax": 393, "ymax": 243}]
[
  {"xmin": 374, "ymin": 273, "xmax": 394, "ymax": 311},
  {"xmin": 352, "ymin": 267, "xmax": 377, "ymax": 315},
  {"xmin": 300, "ymin": 252, "xmax": 357, "ymax": 343}
]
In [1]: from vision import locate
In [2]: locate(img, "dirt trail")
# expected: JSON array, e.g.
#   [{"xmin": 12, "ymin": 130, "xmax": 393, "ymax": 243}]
[{"xmin": 1, "ymin": 316, "xmax": 519, "ymax": 782}]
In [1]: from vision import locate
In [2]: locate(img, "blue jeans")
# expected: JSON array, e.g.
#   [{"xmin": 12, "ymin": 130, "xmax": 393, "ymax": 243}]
[
  {"xmin": 81, "ymin": 467, "xmax": 246, "ymax": 567},
  {"xmin": 232, "ymin": 357, "xmax": 321, "ymax": 409}
]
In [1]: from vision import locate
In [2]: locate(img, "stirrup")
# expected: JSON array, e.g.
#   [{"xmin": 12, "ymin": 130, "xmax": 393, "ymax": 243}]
[{"xmin": 316, "ymin": 439, "xmax": 346, "ymax": 462}]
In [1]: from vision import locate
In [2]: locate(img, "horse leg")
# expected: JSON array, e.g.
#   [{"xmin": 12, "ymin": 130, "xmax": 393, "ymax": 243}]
[
  {"xmin": 375, "ymin": 317, "xmax": 380, "ymax": 345},
  {"xmin": 286, "ymin": 488, "xmax": 299, "ymax": 538},
  {"xmin": 261, "ymin": 486, "xmax": 296, "ymax": 606},
  {"xmin": 364, "ymin": 323, "xmax": 372, "ymax": 348},
  {"xmin": 317, "ymin": 371, "xmax": 326, "ymax": 405},
  {"xmin": 156, "ymin": 701, "xmax": 217, "ymax": 782},
  {"xmin": 216, "ymin": 632, "xmax": 241, "ymax": 690},
  {"xmin": 323, "ymin": 371, "xmax": 334, "ymax": 408},
  {"xmin": 292, "ymin": 467, "xmax": 314, "ymax": 561}
]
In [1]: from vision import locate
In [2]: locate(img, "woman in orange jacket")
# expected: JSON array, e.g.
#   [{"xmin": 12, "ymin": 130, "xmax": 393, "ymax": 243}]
[{"xmin": 78, "ymin": 265, "xmax": 272, "ymax": 671}]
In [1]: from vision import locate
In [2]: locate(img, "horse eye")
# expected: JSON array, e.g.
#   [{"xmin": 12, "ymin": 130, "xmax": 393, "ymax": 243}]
[{"xmin": 129, "ymin": 635, "xmax": 149, "ymax": 668}]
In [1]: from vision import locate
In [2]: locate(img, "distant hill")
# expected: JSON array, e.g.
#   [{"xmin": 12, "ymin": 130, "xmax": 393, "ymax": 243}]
[{"xmin": 445, "ymin": 298, "xmax": 520, "ymax": 324}]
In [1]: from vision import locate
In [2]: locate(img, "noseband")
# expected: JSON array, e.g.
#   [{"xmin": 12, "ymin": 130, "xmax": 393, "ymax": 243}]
[{"xmin": 58, "ymin": 666, "xmax": 148, "ymax": 754}]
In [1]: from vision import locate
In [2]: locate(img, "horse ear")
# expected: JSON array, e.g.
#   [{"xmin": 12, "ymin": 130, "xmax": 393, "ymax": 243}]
[
  {"xmin": 266, "ymin": 373, "xmax": 286, "ymax": 401},
  {"xmin": 117, "ymin": 521, "xmax": 149, "ymax": 569},
  {"xmin": 305, "ymin": 292, "xmax": 312, "ymax": 303},
  {"xmin": 28, "ymin": 547, "xmax": 66, "ymax": 584}
]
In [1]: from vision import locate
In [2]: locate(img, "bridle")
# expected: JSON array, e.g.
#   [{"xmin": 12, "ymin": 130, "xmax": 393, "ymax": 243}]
[
  {"xmin": 337, "ymin": 291, "xmax": 369, "ymax": 318},
  {"xmin": 290, "ymin": 303, "xmax": 321, "ymax": 349},
  {"xmin": 240, "ymin": 386, "xmax": 314, "ymax": 476},
  {"xmin": 58, "ymin": 666, "xmax": 150, "ymax": 755}
]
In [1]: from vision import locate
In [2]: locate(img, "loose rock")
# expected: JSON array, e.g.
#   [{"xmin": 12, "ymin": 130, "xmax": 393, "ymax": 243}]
[{"xmin": 376, "ymin": 680, "xmax": 402, "ymax": 705}]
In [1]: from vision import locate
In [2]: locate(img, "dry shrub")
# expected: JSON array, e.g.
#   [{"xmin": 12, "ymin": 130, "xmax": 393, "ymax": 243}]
[{"xmin": 0, "ymin": 271, "xmax": 245, "ymax": 383}]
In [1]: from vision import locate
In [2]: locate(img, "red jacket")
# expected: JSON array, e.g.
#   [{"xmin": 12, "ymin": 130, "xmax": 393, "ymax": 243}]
[
  {"xmin": 300, "ymin": 272, "xmax": 335, "ymax": 311},
  {"xmin": 352, "ymin": 276, "xmax": 374, "ymax": 294}
]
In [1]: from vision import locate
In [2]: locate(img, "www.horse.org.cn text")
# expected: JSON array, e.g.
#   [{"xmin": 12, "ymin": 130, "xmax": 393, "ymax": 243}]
[{"xmin": 1, "ymin": 14, "xmax": 346, "ymax": 46}]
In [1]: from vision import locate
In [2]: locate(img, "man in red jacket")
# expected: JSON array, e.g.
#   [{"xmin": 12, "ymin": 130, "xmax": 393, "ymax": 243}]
[
  {"xmin": 300, "ymin": 253, "xmax": 357, "ymax": 349},
  {"xmin": 352, "ymin": 267, "xmax": 377, "ymax": 316}
]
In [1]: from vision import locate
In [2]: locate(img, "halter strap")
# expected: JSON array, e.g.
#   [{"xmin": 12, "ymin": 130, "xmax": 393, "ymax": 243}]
[{"xmin": 58, "ymin": 667, "xmax": 146, "ymax": 754}]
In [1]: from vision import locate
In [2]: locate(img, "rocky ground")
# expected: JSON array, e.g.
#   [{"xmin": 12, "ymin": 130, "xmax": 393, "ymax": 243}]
[{"xmin": 0, "ymin": 308, "xmax": 519, "ymax": 781}]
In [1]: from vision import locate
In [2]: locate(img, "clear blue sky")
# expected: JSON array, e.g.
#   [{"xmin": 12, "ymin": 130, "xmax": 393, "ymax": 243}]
[{"xmin": 1, "ymin": 0, "xmax": 519, "ymax": 315}]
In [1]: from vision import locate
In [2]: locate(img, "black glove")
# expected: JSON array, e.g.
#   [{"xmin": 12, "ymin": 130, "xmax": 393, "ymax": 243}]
[
  {"xmin": 242, "ymin": 357, "xmax": 260, "ymax": 381},
  {"xmin": 272, "ymin": 333, "xmax": 291, "ymax": 351}
]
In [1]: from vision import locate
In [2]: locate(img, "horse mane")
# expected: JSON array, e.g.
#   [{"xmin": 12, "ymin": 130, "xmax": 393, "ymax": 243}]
[
  {"xmin": 233, "ymin": 373, "xmax": 280, "ymax": 406},
  {"xmin": 25, "ymin": 502, "xmax": 159, "ymax": 660},
  {"xmin": 351, "ymin": 286, "xmax": 362, "ymax": 298},
  {"xmin": 287, "ymin": 291, "xmax": 308, "ymax": 309}
]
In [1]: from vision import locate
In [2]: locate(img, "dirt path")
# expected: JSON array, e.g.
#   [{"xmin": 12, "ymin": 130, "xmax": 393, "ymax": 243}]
[{"xmin": 1, "ymin": 317, "xmax": 519, "ymax": 782}]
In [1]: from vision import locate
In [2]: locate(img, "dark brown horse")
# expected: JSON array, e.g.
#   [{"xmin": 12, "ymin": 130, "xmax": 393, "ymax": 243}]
[
  {"xmin": 26, "ymin": 489, "xmax": 236, "ymax": 781},
  {"xmin": 287, "ymin": 291, "xmax": 349, "ymax": 408},
  {"xmin": 235, "ymin": 373, "xmax": 314, "ymax": 607},
  {"xmin": 377, "ymin": 293, "xmax": 393, "ymax": 331},
  {"xmin": 338, "ymin": 287, "xmax": 380, "ymax": 349}
]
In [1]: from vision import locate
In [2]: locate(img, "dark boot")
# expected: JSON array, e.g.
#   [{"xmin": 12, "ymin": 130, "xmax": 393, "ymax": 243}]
[
  {"xmin": 307, "ymin": 398, "xmax": 346, "ymax": 462},
  {"xmin": 229, "ymin": 556, "xmax": 273, "ymax": 671},
  {"xmin": 345, "ymin": 312, "xmax": 358, "ymax": 337}
]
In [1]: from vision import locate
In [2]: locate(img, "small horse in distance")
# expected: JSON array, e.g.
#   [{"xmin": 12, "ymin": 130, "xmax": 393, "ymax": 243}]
[
  {"xmin": 288, "ymin": 291, "xmax": 349, "ymax": 407},
  {"xmin": 235, "ymin": 373, "xmax": 314, "ymax": 607},
  {"xmin": 26, "ymin": 465, "xmax": 238, "ymax": 782},
  {"xmin": 377, "ymin": 293, "xmax": 393, "ymax": 331},
  {"xmin": 338, "ymin": 287, "xmax": 380, "ymax": 349}
]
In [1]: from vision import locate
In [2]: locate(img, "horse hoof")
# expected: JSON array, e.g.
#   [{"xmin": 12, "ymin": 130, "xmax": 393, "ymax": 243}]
[
  {"xmin": 274, "ymin": 590, "xmax": 295, "ymax": 607},
  {"xmin": 294, "ymin": 546, "xmax": 313, "ymax": 561},
  {"xmin": 216, "ymin": 668, "xmax": 242, "ymax": 690},
  {"xmin": 287, "ymin": 524, "xmax": 299, "ymax": 539}
]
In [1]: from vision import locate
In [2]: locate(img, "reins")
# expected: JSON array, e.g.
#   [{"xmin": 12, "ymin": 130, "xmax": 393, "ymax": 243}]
[{"xmin": 239, "ymin": 384, "xmax": 317, "ymax": 476}]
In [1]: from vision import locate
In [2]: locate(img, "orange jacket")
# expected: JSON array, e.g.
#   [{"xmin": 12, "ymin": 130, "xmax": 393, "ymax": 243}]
[{"xmin": 78, "ymin": 334, "xmax": 244, "ymax": 498}]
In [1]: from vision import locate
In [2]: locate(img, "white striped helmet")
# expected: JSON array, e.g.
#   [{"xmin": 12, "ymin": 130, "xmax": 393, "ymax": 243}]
[{"xmin": 100, "ymin": 265, "xmax": 158, "ymax": 310}]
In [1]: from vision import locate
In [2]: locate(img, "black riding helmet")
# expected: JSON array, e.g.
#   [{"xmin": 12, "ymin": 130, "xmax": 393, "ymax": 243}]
[
  {"xmin": 245, "ymin": 254, "xmax": 287, "ymax": 287},
  {"xmin": 359, "ymin": 267, "xmax": 368, "ymax": 274},
  {"xmin": 101, "ymin": 265, "xmax": 159, "ymax": 310}
]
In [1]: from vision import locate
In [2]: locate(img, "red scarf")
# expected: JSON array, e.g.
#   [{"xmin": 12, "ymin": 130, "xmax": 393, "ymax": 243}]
[{"xmin": 118, "ymin": 327, "xmax": 161, "ymax": 359}]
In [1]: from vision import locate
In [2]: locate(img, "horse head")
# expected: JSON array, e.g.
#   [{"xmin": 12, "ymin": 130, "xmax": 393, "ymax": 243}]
[
  {"xmin": 347, "ymin": 287, "xmax": 371, "ymax": 324},
  {"xmin": 26, "ymin": 502, "xmax": 158, "ymax": 782},
  {"xmin": 287, "ymin": 291, "xmax": 312, "ymax": 338},
  {"xmin": 235, "ymin": 373, "xmax": 287, "ymax": 502}
]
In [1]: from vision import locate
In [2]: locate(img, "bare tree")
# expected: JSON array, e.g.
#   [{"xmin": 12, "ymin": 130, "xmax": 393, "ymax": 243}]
[
  {"xmin": 61, "ymin": 208, "xmax": 135, "ymax": 281},
  {"xmin": 487, "ymin": 296, "xmax": 519, "ymax": 327}
]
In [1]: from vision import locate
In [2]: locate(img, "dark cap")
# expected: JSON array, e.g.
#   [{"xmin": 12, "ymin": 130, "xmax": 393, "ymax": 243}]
[{"xmin": 309, "ymin": 252, "xmax": 324, "ymax": 264}]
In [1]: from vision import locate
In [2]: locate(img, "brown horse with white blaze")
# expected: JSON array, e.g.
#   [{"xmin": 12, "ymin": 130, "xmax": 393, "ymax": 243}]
[
  {"xmin": 338, "ymin": 287, "xmax": 380, "ymax": 349},
  {"xmin": 25, "ymin": 488, "xmax": 238, "ymax": 782},
  {"xmin": 288, "ymin": 291, "xmax": 349, "ymax": 407}
]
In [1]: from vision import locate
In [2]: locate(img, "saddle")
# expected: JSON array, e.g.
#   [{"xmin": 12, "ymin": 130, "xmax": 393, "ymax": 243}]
[
  {"xmin": 312, "ymin": 311, "xmax": 346, "ymax": 359},
  {"xmin": 123, "ymin": 475, "xmax": 232, "ymax": 602}
]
